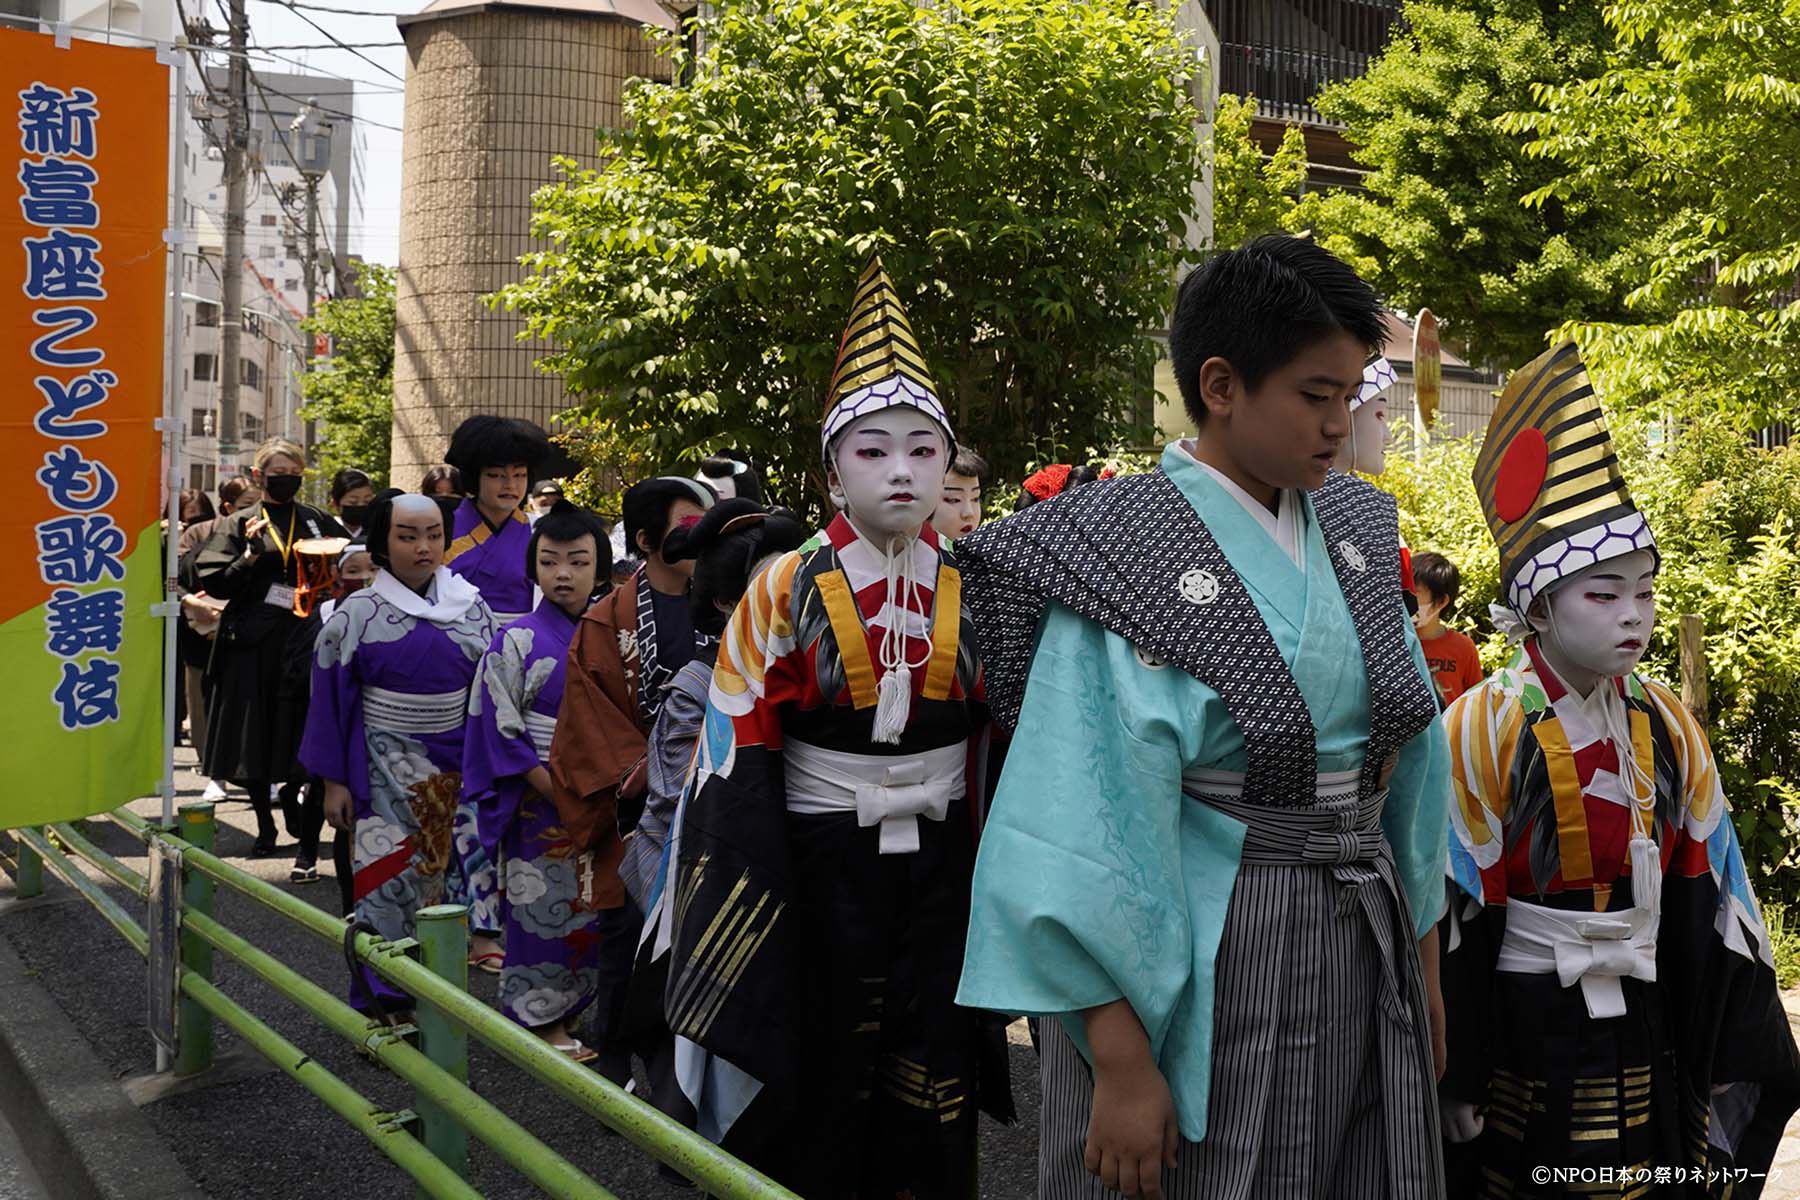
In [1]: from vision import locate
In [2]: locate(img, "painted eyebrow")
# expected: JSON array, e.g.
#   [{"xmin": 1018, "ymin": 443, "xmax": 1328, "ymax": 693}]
[{"xmin": 393, "ymin": 521, "xmax": 441, "ymax": 533}]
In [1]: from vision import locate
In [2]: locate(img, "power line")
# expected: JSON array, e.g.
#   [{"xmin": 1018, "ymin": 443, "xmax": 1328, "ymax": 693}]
[
  {"xmin": 251, "ymin": 0, "xmax": 413, "ymax": 16},
  {"xmin": 253, "ymin": 0, "xmax": 406, "ymax": 79},
  {"xmin": 248, "ymin": 48, "xmax": 406, "ymax": 92},
  {"xmin": 249, "ymin": 73, "xmax": 403, "ymax": 133}
]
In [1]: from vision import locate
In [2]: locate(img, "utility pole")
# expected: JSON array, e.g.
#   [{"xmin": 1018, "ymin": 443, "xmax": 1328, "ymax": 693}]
[
  {"xmin": 218, "ymin": 0, "xmax": 249, "ymax": 472},
  {"xmin": 301, "ymin": 169, "xmax": 321, "ymax": 458}
]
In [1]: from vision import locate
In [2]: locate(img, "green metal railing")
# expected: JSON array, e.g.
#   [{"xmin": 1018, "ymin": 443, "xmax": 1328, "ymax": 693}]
[{"xmin": 4, "ymin": 805, "xmax": 799, "ymax": 1200}]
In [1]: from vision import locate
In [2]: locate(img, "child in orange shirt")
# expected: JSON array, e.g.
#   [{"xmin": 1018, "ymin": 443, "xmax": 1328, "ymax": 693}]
[{"xmin": 1412, "ymin": 551, "xmax": 1484, "ymax": 704}]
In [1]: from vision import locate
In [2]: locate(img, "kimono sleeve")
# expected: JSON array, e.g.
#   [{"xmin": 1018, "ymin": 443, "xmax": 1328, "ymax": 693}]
[
  {"xmin": 464, "ymin": 625, "xmax": 546, "ymax": 856},
  {"xmin": 299, "ymin": 606, "xmax": 359, "ymax": 788},
  {"xmin": 191, "ymin": 513, "xmax": 257, "ymax": 599},
  {"xmin": 550, "ymin": 589, "xmax": 646, "ymax": 855},
  {"xmin": 1379, "ymin": 623, "xmax": 1453, "ymax": 940},
  {"xmin": 956, "ymin": 603, "xmax": 1192, "ymax": 1061}
]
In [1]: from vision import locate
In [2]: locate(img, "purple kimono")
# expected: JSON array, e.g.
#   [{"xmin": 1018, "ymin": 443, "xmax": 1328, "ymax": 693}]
[
  {"xmin": 446, "ymin": 500, "xmax": 536, "ymax": 624},
  {"xmin": 300, "ymin": 568, "xmax": 494, "ymax": 1010},
  {"xmin": 465, "ymin": 598, "xmax": 599, "ymax": 1029}
]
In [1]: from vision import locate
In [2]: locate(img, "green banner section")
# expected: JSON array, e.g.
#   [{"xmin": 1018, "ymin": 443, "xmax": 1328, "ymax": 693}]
[{"xmin": 0, "ymin": 525, "xmax": 163, "ymax": 826}]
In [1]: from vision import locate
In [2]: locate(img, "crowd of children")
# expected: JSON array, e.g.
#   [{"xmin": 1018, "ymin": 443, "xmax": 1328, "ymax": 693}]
[{"xmin": 166, "ymin": 235, "xmax": 1799, "ymax": 1200}]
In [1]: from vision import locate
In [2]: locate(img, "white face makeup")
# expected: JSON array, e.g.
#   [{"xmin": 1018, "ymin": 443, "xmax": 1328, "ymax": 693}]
[
  {"xmin": 535, "ymin": 534, "xmax": 598, "ymax": 617},
  {"xmin": 388, "ymin": 496, "xmax": 446, "ymax": 589},
  {"xmin": 932, "ymin": 472, "xmax": 983, "ymax": 542},
  {"xmin": 827, "ymin": 407, "xmax": 948, "ymax": 541},
  {"xmin": 1529, "ymin": 550, "xmax": 1657, "ymax": 693},
  {"xmin": 1333, "ymin": 396, "xmax": 1390, "ymax": 476}
]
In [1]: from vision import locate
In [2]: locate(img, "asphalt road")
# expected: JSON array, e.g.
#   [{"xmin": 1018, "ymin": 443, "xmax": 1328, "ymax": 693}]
[
  {"xmin": 0, "ymin": 746, "xmax": 1042, "ymax": 1199},
  {"xmin": 0, "ymin": 1107, "xmax": 48, "ymax": 1200}
]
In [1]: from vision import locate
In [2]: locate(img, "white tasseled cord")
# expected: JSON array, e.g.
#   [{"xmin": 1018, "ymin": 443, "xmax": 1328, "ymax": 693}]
[
  {"xmin": 869, "ymin": 533, "xmax": 931, "ymax": 745},
  {"xmin": 1546, "ymin": 606, "xmax": 1661, "ymax": 915}
]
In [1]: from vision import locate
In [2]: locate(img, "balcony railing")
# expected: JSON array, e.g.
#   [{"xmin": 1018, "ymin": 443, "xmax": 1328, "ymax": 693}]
[{"xmin": 1206, "ymin": 0, "xmax": 1402, "ymax": 126}]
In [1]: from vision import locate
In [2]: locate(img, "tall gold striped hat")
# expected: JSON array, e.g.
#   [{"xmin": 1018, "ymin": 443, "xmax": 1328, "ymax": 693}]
[
  {"xmin": 1475, "ymin": 341, "xmax": 1657, "ymax": 616},
  {"xmin": 820, "ymin": 255, "xmax": 954, "ymax": 460}
]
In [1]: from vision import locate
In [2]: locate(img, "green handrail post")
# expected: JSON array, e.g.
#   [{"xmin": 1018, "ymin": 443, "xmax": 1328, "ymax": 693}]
[
  {"xmin": 414, "ymin": 904, "xmax": 470, "ymax": 1191},
  {"xmin": 175, "ymin": 803, "xmax": 215, "ymax": 1076},
  {"xmin": 14, "ymin": 831, "xmax": 43, "ymax": 898}
]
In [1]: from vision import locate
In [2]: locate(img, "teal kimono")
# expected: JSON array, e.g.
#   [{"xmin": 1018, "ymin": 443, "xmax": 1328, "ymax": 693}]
[{"xmin": 955, "ymin": 444, "xmax": 1450, "ymax": 1199}]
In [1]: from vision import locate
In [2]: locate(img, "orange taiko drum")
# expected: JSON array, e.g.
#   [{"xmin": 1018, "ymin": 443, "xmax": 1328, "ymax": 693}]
[{"xmin": 293, "ymin": 536, "xmax": 350, "ymax": 618}]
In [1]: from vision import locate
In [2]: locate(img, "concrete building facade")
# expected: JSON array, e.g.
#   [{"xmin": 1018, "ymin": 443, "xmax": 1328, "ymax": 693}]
[{"xmin": 389, "ymin": 0, "xmax": 675, "ymax": 488}]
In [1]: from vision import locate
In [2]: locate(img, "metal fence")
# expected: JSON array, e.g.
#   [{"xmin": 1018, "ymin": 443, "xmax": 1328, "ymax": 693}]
[
  {"xmin": 4, "ymin": 803, "xmax": 799, "ymax": 1200},
  {"xmin": 1204, "ymin": 0, "xmax": 1403, "ymax": 125}
]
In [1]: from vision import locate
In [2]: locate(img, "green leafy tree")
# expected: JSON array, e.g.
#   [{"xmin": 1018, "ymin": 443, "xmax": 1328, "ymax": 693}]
[
  {"xmin": 1508, "ymin": 0, "xmax": 1800, "ymax": 430},
  {"xmin": 1209, "ymin": 93, "xmax": 1308, "ymax": 250},
  {"xmin": 1297, "ymin": 0, "xmax": 1633, "ymax": 368},
  {"xmin": 494, "ymin": 0, "xmax": 1202, "ymax": 514},
  {"xmin": 299, "ymin": 261, "xmax": 395, "ymax": 486}
]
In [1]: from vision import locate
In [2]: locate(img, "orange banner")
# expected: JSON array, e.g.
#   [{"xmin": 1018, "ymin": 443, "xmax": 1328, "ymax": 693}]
[{"xmin": 0, "ymin": 28, "xmax": 169, "ymax": 823}]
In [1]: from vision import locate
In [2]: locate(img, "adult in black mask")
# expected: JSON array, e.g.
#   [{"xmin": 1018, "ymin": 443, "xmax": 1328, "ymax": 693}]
[
  {"xmin": 329, "ymin": 467, "xmax": 376, "ymax": 538},
  {"xmin": 192, "ymin": 438, "xmax": 346, "ymax": 856}
]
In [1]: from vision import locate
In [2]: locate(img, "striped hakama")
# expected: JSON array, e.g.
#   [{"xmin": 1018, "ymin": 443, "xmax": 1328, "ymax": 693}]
[{"xmin": 1039, "ymin": 779, "xmax": 1442, "ymax": 1200}]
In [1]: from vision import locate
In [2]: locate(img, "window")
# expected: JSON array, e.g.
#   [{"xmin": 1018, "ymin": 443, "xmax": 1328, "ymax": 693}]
[
  {"xmin": 190, "ymin": 463, "xmax": 206, "ymax": 490},
  {"xmin": 243, "ymin": 312, "xmax": 263, "ymax": 339},
  {"xmin": 240, "ymin": 412, "xmax": 262, "ymax": 440},
  {"xmin": 190, "ymin": 406, "xmax": 211, "ymax": 438},
  {"xmin": 283, "ymin": 278, "xmax": 299, "ymax": 292},
  {"xmin": 240, "ymin": 359, "xmax": 262, "ymax": 391},
  {"xmin": 193, "ymin": 352, "xmax": 217, "ymax": 382},
  {"xmin": 260, "ymin": 213, "xmax": 278, "ymax": 227},
  {"xmin": 259, "ymin": 244, "xmax": 275, "ymax": 259},
  {"xmin": 195, "ymin": 301, "xmax": 219, "ymax": 327}
]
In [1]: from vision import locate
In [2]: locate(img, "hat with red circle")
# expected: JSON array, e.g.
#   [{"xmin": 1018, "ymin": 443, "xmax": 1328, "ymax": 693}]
[{"xmin": 1474, "ymin": 341, "xmax": 1657, "ymax": 617}]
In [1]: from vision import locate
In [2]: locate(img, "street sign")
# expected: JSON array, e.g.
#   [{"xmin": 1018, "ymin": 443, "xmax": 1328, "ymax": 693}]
[{"xmin": 146, "ymin": 837, "xmax": 182, "ymax": 1057}]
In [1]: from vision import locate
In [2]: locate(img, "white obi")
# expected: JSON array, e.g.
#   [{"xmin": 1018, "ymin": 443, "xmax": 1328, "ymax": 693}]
[
  {"xmin": 782, "ymin": 738, "xmax": 966, "ymax": 855},
  {"xmin": 1497, "ymin": 896, "xmax": 1658, "ymax": 1019},
  {"xmin": 362, "ymin": 685, "xmax": 468, "ymax": 736}
]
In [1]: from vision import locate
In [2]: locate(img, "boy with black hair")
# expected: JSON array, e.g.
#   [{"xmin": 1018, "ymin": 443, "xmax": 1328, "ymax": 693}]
[
  {"xmin": 1410, "ymin": 551, "xmax": 1483, "ymax": 705},
  {"xmin": 958, "ymin": 233, "xmax": 1452, "ymax": 1199}
]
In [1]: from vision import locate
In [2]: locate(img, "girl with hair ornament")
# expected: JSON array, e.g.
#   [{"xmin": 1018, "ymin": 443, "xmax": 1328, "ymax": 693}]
[
  {"xmin": 661, "ymin": 256, "xmax": 1010, "ymax": 1197},
  {"xmin": 443, "ymin": 414, "xmax": 552, "ymax": 626},
  {"xmin": 1439, "ymin": 342, "xmax": 1800, "ymax": 1197},
  {"xmin": 301, "ymin": 493, "xmax": 495, "ymax": 1015}
]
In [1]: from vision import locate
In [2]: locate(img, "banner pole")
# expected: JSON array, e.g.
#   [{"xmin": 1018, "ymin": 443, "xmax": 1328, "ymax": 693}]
[
  {"xmin": 153, "ymin": 43, "xmax": 188, "ymax": 1079},
  {"xmin": 160, "ymin": 46, "xmax": 186, "ymax": 829}
]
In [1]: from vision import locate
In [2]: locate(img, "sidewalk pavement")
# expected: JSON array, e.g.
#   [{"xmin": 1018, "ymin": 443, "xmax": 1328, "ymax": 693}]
[{"xmin": 0, "ymin": 745, "xmax": 1043, "ymax": 1198}]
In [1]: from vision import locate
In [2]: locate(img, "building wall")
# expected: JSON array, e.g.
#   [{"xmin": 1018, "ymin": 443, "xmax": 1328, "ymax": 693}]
[{"xmin": 389, "ymin": 9, "xmax": 670, "ymax": 487}]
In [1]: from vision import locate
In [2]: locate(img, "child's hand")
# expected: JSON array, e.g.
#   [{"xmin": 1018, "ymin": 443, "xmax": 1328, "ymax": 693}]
[
  {"xmin": 1084, "ymin": 1054, "xmax": 1179, "ymax": 1198},
  {"xmin": 324, "ymin": 781, "xmax": 353, "ymax": 832}
]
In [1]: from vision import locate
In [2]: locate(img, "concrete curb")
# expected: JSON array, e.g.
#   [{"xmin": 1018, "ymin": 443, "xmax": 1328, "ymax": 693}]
[{"xmin": 0, "ymin": 928, "xmax": 204, "ymax": 1200}]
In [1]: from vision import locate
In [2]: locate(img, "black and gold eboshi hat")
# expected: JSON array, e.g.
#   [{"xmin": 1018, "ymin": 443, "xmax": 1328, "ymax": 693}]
[
  {"xmin": 1473, "ymin": 341, "xmax": 1657, "ymax": 616},
  {"xmin": 819, "ymin": 255, "xmax": 954, "ymax": 461}
]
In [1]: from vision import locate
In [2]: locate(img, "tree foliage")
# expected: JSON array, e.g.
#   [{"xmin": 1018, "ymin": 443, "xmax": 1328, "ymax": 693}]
[
  {"xmin": 1208, "ymin": 93, "xmax": 1308, "ymax": 252},
  {"xmin": 1509, "ymin": 0, "xmax": 1800, "ymax": 430},
  {"xmin": 1292, "ymin": 0, "xmax": 1635, "ymax": 368},
  {"xmin": 299, "ymin": 261, "xmax": 396, "ymax": 487},
  {"xmin": 494, "ymin": 0, "xmax": 1201, "ymax": 515}
]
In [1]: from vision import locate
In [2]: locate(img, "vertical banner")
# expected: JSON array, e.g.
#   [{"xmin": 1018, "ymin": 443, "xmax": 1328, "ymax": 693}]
[{"xmin": 0, "ymin": 29, "xmax": 169, "ymax": 825}]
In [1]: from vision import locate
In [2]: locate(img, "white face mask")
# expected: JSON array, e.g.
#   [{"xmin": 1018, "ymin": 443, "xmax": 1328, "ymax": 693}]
[
  {"xmin": 1334, "ymin": 396, "xmax": 1389, "ymax": 475},
  {"xmin": 1530, "ymin": 550, "xmax": 1657, "ymax": 689},
  {"xmin": 827, "ymin": 407, "xmax": 949, "ymax": 540}
]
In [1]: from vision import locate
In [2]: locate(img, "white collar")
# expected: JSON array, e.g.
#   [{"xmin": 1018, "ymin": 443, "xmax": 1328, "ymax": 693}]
[
  {"xmin": 1190, "ymin": 456, "xmax": 1305, "ymax": 569},
  {"xmin": 371, "ymin": 566, "xmax": 485, "ymax": 625}
]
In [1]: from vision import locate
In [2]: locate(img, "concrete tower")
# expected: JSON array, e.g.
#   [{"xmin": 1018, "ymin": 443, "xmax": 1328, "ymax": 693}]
[{"xmin": 390, "ymin": 0, "xmax": 676, "ymax": 487}]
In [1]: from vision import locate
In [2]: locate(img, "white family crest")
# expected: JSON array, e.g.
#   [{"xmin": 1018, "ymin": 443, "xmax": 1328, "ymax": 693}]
[{"xmin": 1178, "ymin": 568, "xmax": 1220, "ymax": 606}]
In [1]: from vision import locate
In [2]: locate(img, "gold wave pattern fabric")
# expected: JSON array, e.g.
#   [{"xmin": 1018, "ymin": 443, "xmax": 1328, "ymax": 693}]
[
  {"xmin": 1473, "ymin": 341, "xmax": 1656, "ymax": 614},
  {"xmin": 819, "ymin": 255, "xmax": 953, "ymax": 458}
]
